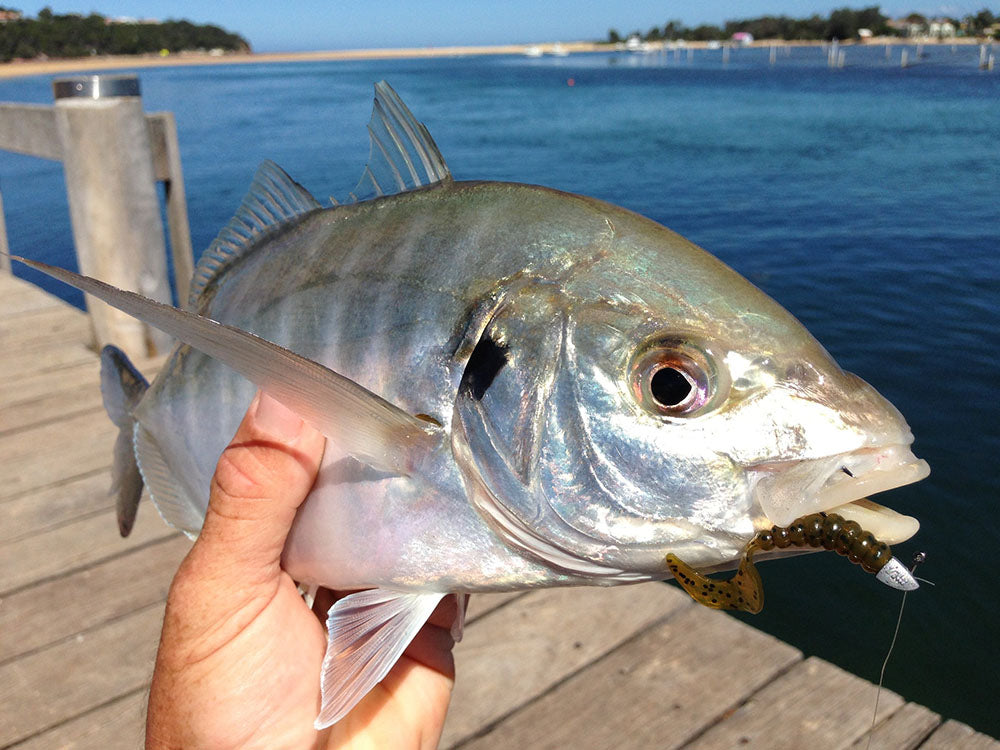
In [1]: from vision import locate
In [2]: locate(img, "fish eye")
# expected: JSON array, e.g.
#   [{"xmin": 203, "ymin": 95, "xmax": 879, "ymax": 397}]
[
  {"xmin": 630, "ymin": 340, "xmax": 716, "ymax": 418},
  {"xmin": 649, "ymin": 366, "xmax": 694, "ymax": 407}
]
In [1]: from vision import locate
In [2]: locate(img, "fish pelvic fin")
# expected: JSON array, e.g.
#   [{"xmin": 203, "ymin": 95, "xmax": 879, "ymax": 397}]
[
  {"xmin": 99, "ymin": 345, "xmax": 149, "ymax": 537},
  {"xmin": 346, "ymin": 81, "xmax": 452, "ymax": 204},
  {"xmin": 11, "ymin": 256, "xmax": 443, "ymax": 476},
  {"xmin": 315, "ymin": 589, "xmax": 445, "ymax": 728},
  {"xmin": 188, "ymin": 161, "xmax": 322, "ymax": 310}
]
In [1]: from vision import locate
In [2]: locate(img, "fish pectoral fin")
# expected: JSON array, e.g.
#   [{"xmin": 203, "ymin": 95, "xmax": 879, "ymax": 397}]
[
  {"xmin": 665, "ymin": 548, "xmax": 765, "ymax": 614},
  {"xmin": 10, "ymin": 256, "xmax": 444, "ymax": 475},
  {"xmin": 346, "ymin": 81, "xmax": 452, "ymax": 203},
  {"xmin": 316, "ymin": 589, "xmax": 446, "ymax": 729}
]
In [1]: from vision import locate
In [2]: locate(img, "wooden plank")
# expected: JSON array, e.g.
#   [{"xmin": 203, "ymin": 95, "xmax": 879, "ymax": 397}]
[
  {"xmin": 0, "ymin": 502, "xmax": 178, "ymax": 594},
  {"xmin": 0, "ymin": 279, "xmax": 68, "ymax": 317},
  {"xmin": 465, "ymin": 591, "xmax": 527, "ymax": 624},
  {"xmin": 459, "ymin": 606, "xmax": 801, "ymax": 750},
  {"xmin": 0, "ymin": 103, "xmax": 61, "ymax": 160},
  {"xmin": 0, "ymin": 410, "xmax": 117, "ymax": 500},
  {"xmin": 0, "ymin": 357, "xmax": 100, "ymax": 408},
  {"xmin": 1, "ymin": 471, "xmax": 111, "ymax": 543},
  {"xmin": 0, "ymin": 342, "xmax": 97, "ymax": 383},
  {"xmin": 0, "ymin": 354, "xmax": 167, "ymax": 435},
  {"xmin": 0, "ymin": 304, "xmax": 91, "ymax": 352},
  {"xmin": 848, "ymin": 702, "xmax": 940, "ymax": 750},
  {"xmin": 8, "ymin": 689, "xmax": 147, "ymax": 750},
  {"xmin": 0, "ymin": 534, "xmax": 188, "ymax": 662},
  {"xmin": 0, "ymin": 351, "xmax": 166, "ymax": 409},
  {"xmin": 0, "ymin": 389, "xmax": 104, "ymax": 435},
  {"xmin": 441, "ymin": 583, "xmax": 691, "ymax": 748},
  {"xmin": 921, "ymin": 720, "xmax": 1000, "ymax": 750},
  {"xmin": 685, "ymin": 656, "xmax": 904, "ymax": 749},
  {"xmin": 0, "ymin": 602, "xmax": 164, "ymax": 746}
]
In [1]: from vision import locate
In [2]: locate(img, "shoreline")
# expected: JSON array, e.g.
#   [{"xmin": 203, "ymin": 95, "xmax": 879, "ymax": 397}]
[
  {"xmin": 0, "ymin": 42, "xmax": 604, "ymax": 80},
  {"xmin": 0, "ymin": 36, "xmax": 988, "ymax": 80}
]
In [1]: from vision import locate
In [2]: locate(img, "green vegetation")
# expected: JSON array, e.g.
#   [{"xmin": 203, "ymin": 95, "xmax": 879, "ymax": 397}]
[
  {"xmin": 608, "ymin": 6, "xmax": 1000, "ymax": 43},
  {"xmin": 0, "ymin": 6, "xmax": 249, "ymax": 62}
]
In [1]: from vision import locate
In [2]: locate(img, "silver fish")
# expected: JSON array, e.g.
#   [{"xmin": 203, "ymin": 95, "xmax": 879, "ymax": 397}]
[{"xmin": 14, "ymin": 82, "xmax": 929, "ymax": 727}]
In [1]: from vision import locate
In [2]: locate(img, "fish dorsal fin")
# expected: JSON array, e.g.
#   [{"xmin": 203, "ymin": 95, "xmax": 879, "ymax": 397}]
[
  {"xmin": 346, "ymin": 81, "xmax": 452, "ymax": 204},
  {"xmin": 188, "ymin": 161, "xmax": 321, "ymax": 309}
]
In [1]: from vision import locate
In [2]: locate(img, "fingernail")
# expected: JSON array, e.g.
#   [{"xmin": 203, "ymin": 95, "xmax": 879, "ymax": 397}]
[{"xmin": 253, "ymin": 392, "xmax": 304, "ymax": 441}]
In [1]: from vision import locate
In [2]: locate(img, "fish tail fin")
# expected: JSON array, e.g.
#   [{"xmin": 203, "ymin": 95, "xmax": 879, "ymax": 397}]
[{"xmin": 100, "ymin": 345, "xmax": 149, "ymax": 537}]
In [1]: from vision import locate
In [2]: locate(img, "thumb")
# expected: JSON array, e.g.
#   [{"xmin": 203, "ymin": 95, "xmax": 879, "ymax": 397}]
[{"xmin": 193, "ymin": 391, "xmax": 326, "ymax": 581}]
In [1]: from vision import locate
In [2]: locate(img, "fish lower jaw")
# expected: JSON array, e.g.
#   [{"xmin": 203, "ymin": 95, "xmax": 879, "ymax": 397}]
[
  {"xmin": 752, "ymin": 443, "xmax": 929, "ymax": 545},
  {"xmin": 816, "ymin": 444, "xmax": 929, "ymax": 544}
]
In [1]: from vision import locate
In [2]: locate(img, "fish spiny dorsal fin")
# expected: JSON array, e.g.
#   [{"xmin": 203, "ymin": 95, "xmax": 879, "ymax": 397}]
[
  {"xmin": 347, "ymin": 81, "xmax": 452, "ymax": 204},
  {"xmin": 188, "ymin": 160, "xmax": 321, "ymax": 310}
]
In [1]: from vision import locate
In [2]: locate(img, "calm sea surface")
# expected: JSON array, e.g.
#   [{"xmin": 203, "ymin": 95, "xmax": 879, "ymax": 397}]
[{"xmin": 2, "ymin": 43, "xmax": 998, "ymax": 735}]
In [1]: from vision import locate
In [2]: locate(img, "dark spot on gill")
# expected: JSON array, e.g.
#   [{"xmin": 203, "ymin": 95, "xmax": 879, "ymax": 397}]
[{"xmin": 460, "ymin": 333, "xmax": 508, "ymax": 401}]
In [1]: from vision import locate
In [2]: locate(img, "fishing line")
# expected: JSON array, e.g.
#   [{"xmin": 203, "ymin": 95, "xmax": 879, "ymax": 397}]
[{"xmin": 864, "ymin": 551, "xmax": 926, "ymax": 750}]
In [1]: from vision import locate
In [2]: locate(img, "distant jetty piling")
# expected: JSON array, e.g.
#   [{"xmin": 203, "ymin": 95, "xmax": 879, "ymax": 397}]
[
  {"xmin": 0, "ymin": 74, "xmax": 193, "ymax": 358},
  {"xmin": 979, "ymin": 44, "xmax": 995, "ymax": 70},
  {"xmin": 0, "ymin": 186, "xmax": 8, "ymax": 274},
  {"xmin": 901, "ymin": 49, "xmax": 909, "ymax": 68}
]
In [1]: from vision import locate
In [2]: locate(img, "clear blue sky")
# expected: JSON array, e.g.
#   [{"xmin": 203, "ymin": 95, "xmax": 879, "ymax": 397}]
[{"xmin": 13, "ymin": 1, "xmax": 989, "ymax": 52}]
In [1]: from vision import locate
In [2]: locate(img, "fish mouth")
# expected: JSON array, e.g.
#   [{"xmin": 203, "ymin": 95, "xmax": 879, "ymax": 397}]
[{"xmin": 751, "ymin": 443, "xmax": 930, "ymax": 545}]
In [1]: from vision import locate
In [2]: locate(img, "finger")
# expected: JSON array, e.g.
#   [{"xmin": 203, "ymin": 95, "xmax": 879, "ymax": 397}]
[{"xmin": 194, "ymin": 391, "xmax": 326, "ymax": 579}]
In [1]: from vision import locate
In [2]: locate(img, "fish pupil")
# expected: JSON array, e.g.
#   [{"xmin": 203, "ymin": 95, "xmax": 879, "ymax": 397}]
[
  {"xmin": 650, "ymin": 367, "xmax": 692, "ymax": 407},
  {"xmin": 460, "ymin": 333, "xmax": 508, "ymax": 401}
]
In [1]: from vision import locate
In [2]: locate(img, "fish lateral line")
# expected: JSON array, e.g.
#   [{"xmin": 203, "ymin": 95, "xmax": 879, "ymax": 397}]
[{"xmin": 666, "ymin": 511, "xmax": 918, "ymax": 614}]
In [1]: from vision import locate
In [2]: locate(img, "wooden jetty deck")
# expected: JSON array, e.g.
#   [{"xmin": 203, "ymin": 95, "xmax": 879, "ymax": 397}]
[{"xmin": 2, "ymin": 270, "xmax": 998, "ymax": 750}]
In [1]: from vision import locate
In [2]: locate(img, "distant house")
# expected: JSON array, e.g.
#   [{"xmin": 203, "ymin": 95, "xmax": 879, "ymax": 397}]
[
  {"xmin": 0, "ymin": 8, "xmax": 22, "ymax": 22},
  {"xmin": 731, "ymin": 32, "xmax": 754, "ymax": 46},
  {"xmin": 928, "ymin": 19, "xmax": 956, "ymax": 38},
  {"xmin": 858, "ymin": 28, "xmax": 874, "ymax": 40},
  {"xmin": 888, "ymin": 18, "xmax": 924, "ymax": 37},
  {"xmin": 106, "ymin": 16, "xmax": 162, "ymax": 25}
]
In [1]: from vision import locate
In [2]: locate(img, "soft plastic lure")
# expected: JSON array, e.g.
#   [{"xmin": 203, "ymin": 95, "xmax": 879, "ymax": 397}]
[{"xmin": 665, "ymin": 512, "xmax": 919, "ymax": 613}]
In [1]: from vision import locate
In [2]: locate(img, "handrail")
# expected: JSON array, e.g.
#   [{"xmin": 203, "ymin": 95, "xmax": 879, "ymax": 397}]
[{"xmin": 0, "ymin": 73, "xmax": 193, "ymax": 359}]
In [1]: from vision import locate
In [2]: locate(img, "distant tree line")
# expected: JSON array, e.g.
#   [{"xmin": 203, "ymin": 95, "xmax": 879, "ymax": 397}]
[
  {"xmin": 607, "ymin": 6, "xmax": 1000, "ymax": 43},
  {"xmin": 0, "ymin": 6, "xmax": 249, "ymax": 62}
]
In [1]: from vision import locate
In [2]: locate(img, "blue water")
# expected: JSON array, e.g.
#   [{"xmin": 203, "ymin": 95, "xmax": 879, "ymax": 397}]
[{"xmin": 2, "ymin": 43, "xmax": 998, "ymax": 735}]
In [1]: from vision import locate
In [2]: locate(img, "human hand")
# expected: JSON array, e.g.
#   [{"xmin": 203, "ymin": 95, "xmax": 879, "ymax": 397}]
[{"xmin": 146, "ymin": 392, "xmax": 459, "ymax": 749}]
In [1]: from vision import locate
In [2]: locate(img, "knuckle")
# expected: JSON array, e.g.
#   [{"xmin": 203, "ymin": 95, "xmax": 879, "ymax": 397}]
[{"xmin": 210, "ymin": 442, "xmax": 274, "ymax": 504}]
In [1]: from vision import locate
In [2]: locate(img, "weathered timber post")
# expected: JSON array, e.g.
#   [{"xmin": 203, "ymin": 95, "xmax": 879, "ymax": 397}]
[
  {"xmin": 52, "ymin": 74, "xmax": 172, "ymax": 358},
  {"xmin": 0, "ymin": 185, "xmax": 9, "ymax": 274}
]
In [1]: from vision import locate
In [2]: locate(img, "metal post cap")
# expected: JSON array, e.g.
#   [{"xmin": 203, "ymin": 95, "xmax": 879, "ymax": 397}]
[{"xmin": 53, "ymin": 74, "xmax": 141, "ymax": 100}]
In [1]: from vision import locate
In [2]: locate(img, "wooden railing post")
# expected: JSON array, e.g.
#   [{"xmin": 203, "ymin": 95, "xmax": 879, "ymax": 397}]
[
  {"xmin": 52, "ymin": 74, "xmax": 172, "ymax": 358},
  {"xmin": 0, "ymin": 184, "xmax": 9, "ymax": 274}
]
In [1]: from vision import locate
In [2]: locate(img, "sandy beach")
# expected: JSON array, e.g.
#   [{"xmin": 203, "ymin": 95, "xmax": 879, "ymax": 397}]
[
  {"xmin": 0, "ymin": 41, "xmax": 607, "ymax": 80},
  {"xmin": 1, "ymin": 36, "xmax": 984, "ymax": 80}
]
